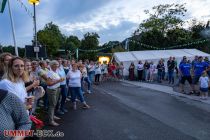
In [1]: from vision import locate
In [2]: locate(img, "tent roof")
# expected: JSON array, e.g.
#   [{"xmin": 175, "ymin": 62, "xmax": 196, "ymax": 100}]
[
  {"xmin": 114, "ymin": 49, "xmax": 210, "ymax": 62},
  {"xmin": 114, "ymin": 52, "xmax": 137, "ymax": 62}
]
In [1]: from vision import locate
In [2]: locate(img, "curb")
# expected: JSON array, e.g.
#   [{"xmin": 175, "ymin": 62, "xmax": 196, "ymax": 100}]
[{"xmin": 121, "ymin": 80, "xmax": 210, "ymax": 105}]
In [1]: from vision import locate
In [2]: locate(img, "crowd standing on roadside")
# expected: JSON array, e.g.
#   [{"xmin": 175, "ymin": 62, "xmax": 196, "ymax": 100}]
[
  {"xmin": 0, "ymin": 52, "xmax": 117, "ymax": 139},
  {"xmin": 0, "ymin": 52, "xmax": 130, "ymax": 131},
  {"xmin": 127, "ymin": 55, "xmax": 210, "ymax": 99},
  {"xmin": 0, "ymin": 52, "xmax": 209, "ymax": 139}
]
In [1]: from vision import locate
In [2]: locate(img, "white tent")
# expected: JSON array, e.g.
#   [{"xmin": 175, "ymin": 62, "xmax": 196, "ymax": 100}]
[{"xmin": 113, "ymin": 49, "xmax": 210, "ymax": 76}]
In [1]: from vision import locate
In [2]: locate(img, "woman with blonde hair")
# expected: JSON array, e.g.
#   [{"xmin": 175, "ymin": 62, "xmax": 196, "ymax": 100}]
[
  {"xmin": 0, "ymin": 52, "xmax": 13, "ymax": 79},
  {"xmin": 0, "ymin": 57, "xmax": 32, "ymax": 110},
  {"xmin": 0, "ymin": 57, "xmax": 28, "ymax": 99}
]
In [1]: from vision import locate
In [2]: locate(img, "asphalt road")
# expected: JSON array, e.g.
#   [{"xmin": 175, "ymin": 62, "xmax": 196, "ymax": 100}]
[{"xmin": 45, "ymin": 81, "xmax": 210, "ymax": 140}]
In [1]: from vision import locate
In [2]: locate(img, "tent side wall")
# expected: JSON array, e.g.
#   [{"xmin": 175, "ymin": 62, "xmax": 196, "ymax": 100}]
[{"xmin": 113, "ymin": 49, "xmax": 210, "ymax": 77}]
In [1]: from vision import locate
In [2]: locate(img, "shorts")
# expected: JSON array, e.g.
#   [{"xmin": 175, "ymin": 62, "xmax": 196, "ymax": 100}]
[
  {"xmin": 181, "ymin": 76, "xmax": 192, "ymax": 84},
  {"xmin": 193, "ymin": 75, "xmax": 201, "ymax": 84},
  {"xmin": 200, "ymin": 88, "xmax": 208, "ymax": 92}
]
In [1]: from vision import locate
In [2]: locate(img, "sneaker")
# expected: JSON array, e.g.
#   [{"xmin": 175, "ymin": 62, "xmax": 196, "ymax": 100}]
[
  {"xmin": 54, "ymin": 116, "xmax": 61, "ymax": 120},
  {"xmin": 56, "ymin": 110, "xmax": 64, "ymax": 115},
  {"xmin": 61, "ymin": 108, "xmax": 68, "ymax": 113},
  {"xmin": 66, "ymin": 98, "xmax": 71, "ymax": 101},
  {"xmin": 49, "ymin": 121, "xmax": 59, "ymax": 127},
  {"xmin": 82, "ymin": 104, "xmax": 90, "ymax": 109},
  {"xmin": 181, "ymin": 90, "xmax": 186, "ymax": 94},
  {"xmin": 188, "ymin": 91, "xmax": 194, "ymax": 95},
  {"xmin": 87, "ymin": 90, "xmax": 91, "ymax": 94}
]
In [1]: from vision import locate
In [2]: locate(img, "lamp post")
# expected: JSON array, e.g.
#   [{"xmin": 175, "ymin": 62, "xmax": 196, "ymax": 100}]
[{"xmin": 28, "ymin": 0, "xmax": 40, "ymax": 59}]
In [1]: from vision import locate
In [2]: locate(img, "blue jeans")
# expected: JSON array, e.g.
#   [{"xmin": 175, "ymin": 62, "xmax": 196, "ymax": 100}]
[
  {"xmin": 162, "ymin": 71, "xmax": 165, "ymax": 80},
  {"xmin": 168, "ymin": 70, "xmax": 174, "ymax": 83},
  {"xmin": 70, "ymin": 87, "xmax": 85, "ymax": 103},
  {"xmin": 157, "ymin": 71, "xmax": 162, "ymax": 82},
  {"xmin": 144, "ymin": 69, "xmax": 149, "ymax": 81},
  {"xmin": 81, "ymin": 77, "xmax": 91, "ymax": 92},
  {"xmin": 60, "ymin": 85, "xmax": 67, "ymax": 111},
  {"xmin": 88, "ymin": 71, "xmax": 95, "ymax": 83}
]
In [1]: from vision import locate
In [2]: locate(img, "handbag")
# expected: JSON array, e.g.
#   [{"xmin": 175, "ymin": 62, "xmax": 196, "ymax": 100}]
[{"xmin": 29, "ymin": 115, "xmax": 44, "ymax": 129}]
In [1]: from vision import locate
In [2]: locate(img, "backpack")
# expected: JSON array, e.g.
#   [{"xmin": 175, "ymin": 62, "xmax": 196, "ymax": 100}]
[{"xmin": 0, "ymin": 89, "xmax": 7, "ymax": 104}]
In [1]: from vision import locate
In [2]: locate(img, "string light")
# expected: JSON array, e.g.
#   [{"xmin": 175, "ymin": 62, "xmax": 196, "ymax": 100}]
[
  {"xmin": 77, "ymin": 39, "xmax": 209, "ymax": 52},
  {"xmin": 16, "ymin": 0, "xmax": 33, "ymax": 18}
]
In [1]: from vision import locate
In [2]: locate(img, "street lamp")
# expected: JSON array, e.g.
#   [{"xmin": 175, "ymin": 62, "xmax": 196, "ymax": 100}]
[{"xmin": 28, "ymin": 0, "xmax": 40, "ymax": 59}]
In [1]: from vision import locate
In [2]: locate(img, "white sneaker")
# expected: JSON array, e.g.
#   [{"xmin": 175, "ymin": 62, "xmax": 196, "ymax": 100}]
[
  {"xmin": 54, "ymin": 116, "xmax": 61, "ymax": 120},
  {"xmin": 49, "ymin": 121, "xmax": 59, "ymax": 126},
  {"xmin": 66, "ymin": 98, "xmax": 71, "ymax": 101}
]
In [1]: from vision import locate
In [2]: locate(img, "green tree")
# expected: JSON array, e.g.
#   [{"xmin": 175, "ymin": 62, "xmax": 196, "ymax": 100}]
[
  {"xmin": 81, "ymin": 32, "xmax": 99, "ymax": 49},
  {"xmin": 189, "ymin": 20, "xmax": 206, "ymax": 40},
  {"xmin": 102, "ymin": 41, "xmax": 123, "ymax": 53},
  {"xmin": 140, "ymin": 29, "xmax": 166, "ymax": 49},
  {"xmin": 132, "ymin": 3, "xmax": 196, "ymax": 50},
  {"xmin": 37, "ymin": 22, "xmax": 63, "ymax": 56},
  {"xmin": 139, "ymin": 3, "xmax": 187, "ymax": 33},
  {"xmin": 0, "ymin": 43, "xmax": 3, "ymax": 53},
  {"xmin": 189, "ymin": 20, "xmax": 210, "ymax": 52},
  {"xmin": 1, "ymin": 45, "xmax": 25, "ymax": 57},
  {"xmin": 18, "ymin": 47, "xmax": 25, "ymax": 58},
  {"xmin": 65, "ymin": 35, "xmax": 81, "ymax": 52},
  {"xmin": 166, "ymin": 28, "xmax": 192, "ymax": 46},
  {"xmin": 2, "ymin": 45, "xmax": 15, "ymax": 54},
  {"xmin": 80, "ymin": 32, "xmax": 100, "ymax": 60}
]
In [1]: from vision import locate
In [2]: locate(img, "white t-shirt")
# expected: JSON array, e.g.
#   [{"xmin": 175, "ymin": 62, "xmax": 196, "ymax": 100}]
[
  {"xmin": 95, "ymin": 65, "xmax": 102, "ymax": 75},
  {"xmin": 67, "ymin": 70, "xmax": 81, "ymax": 87},
  {"xmin": 137, "ymin": 64, "xmax": 144, "ymax": 71},
  {"xmin": 199, "ymin": 76, "xmax": 209, "ymax": 88},
  {"xmin": 149, "ymin": 64, "xmax": 156, "ymax": 72},
  {"xmin": 0, "ymin": 79, "xmax": 27, "ymax": 103},
  {"xmin": 101, "ymin": 64, "xmax": 108, "ymax": 74},
  {"xmin": 47, "ymin": 70, "xmax": 61, "ymax": 89}
]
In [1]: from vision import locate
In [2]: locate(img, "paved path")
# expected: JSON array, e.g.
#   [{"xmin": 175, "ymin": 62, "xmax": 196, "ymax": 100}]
[{"xmin": 44, "ymin": 81, "xmax": 210, "ymax": 140}]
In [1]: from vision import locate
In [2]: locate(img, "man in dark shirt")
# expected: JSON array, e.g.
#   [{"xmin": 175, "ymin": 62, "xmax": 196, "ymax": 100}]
[{"xmin": 167, "ymin": 57, "xmax": 175, "ymax": 84}]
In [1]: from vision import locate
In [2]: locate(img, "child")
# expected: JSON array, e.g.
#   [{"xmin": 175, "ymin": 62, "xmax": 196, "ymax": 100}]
[{"xmin": 199, "ymin": 71, "xmax": 209, "ymax": 100}]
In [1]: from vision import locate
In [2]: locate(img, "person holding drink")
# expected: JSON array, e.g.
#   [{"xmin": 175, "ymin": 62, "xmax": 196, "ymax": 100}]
[{"xmin": 0, "ymin": 57, "xmax": 33, "ymax": 110}]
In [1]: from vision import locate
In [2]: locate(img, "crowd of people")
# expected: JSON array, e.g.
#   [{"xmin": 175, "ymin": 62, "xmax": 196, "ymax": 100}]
[
  {"xmin": 128, "ymin": 56, "xmax": 210, "ymax": 99},
  {"xmin": 0, "ymin": 52, "xmax": 209, "ymax": 139},
  {"xmin": 0, "ymin": 52, "xmax": 123, "ymax": 139}
]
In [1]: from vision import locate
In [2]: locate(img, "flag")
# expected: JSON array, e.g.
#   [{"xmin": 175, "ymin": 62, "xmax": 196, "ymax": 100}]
[{"xmin": 0, "ymin": 0, "xmax": 7, "ymax": 13}]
